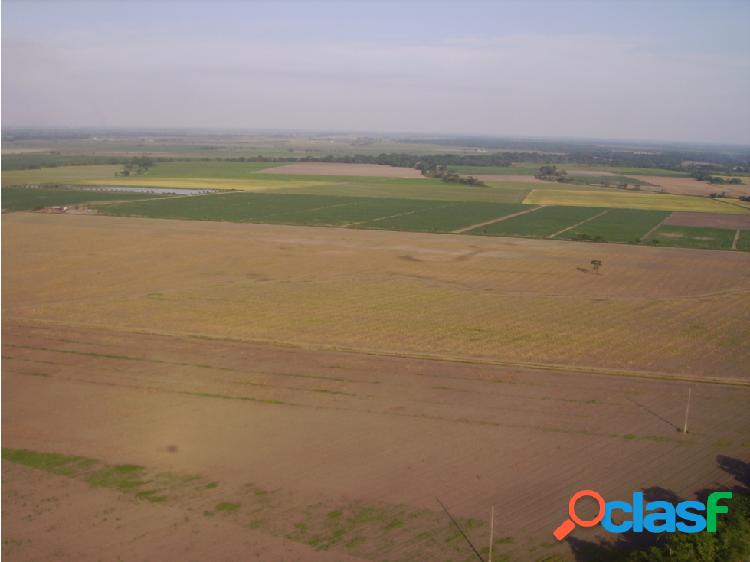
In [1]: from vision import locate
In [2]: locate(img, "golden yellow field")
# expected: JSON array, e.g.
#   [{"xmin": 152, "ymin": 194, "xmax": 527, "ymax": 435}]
[
  {"xmin": 5, "ymin": 213, "xmax": 749, "ymax": 380},
  {"xmin": 524, "ymin": 188, "xmax": 750, "ymax": 214}
]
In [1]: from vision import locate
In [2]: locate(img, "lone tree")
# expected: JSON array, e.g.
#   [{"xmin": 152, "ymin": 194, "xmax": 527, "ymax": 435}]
[{"xmin": 591, "ymin": 259, "xmax": 603, "ymax": 273}]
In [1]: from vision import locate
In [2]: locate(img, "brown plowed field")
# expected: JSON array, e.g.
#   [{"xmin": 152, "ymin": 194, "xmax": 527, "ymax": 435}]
[
  {"xmin": 3, "ymin": 213, "xmax": 750, "ymax": 561},
  {"xmin": 260, "ymin": 162, "xmax": 425, "ymax": 178},
  {"xmin": 632, "ymin": 175, "xmax": 750, "ymax": 198},
  {"xmin": 664, "ymin": 211, "xmax": 750, "ymax": 229},
  {"xmin": 4, "ymin": 322, "xmax": 749, "ymax": 561}
]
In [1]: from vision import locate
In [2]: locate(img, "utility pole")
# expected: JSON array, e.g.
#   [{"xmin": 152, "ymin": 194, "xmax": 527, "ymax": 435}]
[
  {"xmin": 683, "ymin": 387, "xmax": 692, "ymax": 434},
  {"xmin": 488, "ymin": 506, "xmax": 494, "ymax": 562}
]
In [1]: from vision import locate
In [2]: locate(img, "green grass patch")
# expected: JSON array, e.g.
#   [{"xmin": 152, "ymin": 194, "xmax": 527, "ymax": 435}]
[
  {"xmin": 215, "ymin": 501, "xmax": 241, "ymax": 512},
  {"xmin": 560, "ymin": 208, "xmax": 669, "ymax": 243},
  {"xmin": 2, "ymin": 448, "xmax": 97, "ymax": 476},
  {"xmin": 737, "ymin": 230, "xmax": 750, "ymax": 251},
  {"xmin": 646, "ymin": 225, "xmax": 737, "ymax": 250},
  {"xmin": 3, "ymin": 447, "xmax": 204, "ymax": 504},
  {"xmin": 87, "ymin": 464, "xmax": 147, "ymax": 492},
  {"xmin": 471, "ymin": 205, "xmax": 603, "ymax": 237}
]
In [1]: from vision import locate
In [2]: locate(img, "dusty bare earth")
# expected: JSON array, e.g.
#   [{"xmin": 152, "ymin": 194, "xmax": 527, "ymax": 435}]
[
  {"xmin": 663, "ymin": 212, "xmax": 750, "ymax": 229},
  {"xmin": 260, "ymin": 163, "xmax": 425, "ymax": 178},
  {"xmin": 3, "ymin": 213, "xmax": 750, "ymax": 561},
  {"xmin": 632, "ymin": 175, "xmax": 750, "ymax": 198}
]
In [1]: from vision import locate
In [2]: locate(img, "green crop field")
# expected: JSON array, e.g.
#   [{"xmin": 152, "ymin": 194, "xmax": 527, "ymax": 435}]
[
  {"xmin": 737, "ymin": 230, "xmax": 750, "ymax": 251},
  {"xmin": 100, "ymin": 192, "xmax": 359, "ymax": 222},
  {"xmin": 99, "ymin": 192, "xmax": 527, "ymax": 231},
  {"xmin": 95, "ymin": 192, "xmax": 747, "ymax": 252},
  {"xmin": 468, "ymin": 205, "xmax": 603, "ymax": 238},
  {"xmin": 0, "ymin": 187, "xmax": 173, "ymax": 212},
  {"xmin": 358, "ymin": 202, "xmax": 527, "ymax": 233},
  {"xmin": 2, "ymin": 165, "xmax": 124, "ymax": 186},
  {"xmin": 4, "ymin": 163, "xmax": 532, "ymax": 203},
  {"xmin": 255, "ymin": 175, "xmax": 532, "ymax": 203},
  {"xmin": 8, "ymin": 178, "xmax": 746, "ymax": 252},
  {"xmin": 559, "ymin": 208, "xmax": 669, "ymax": 243},
  {"xmin": 565, "ymin": 174, "xmax": 653, "ymax": 187},
  {"xmin": 260, "ymin": 197, "xmax": 441, "ymax": 226},
  {"xmin": 645, "ymin": 225, "xmax": 738, "ymax": 250}
]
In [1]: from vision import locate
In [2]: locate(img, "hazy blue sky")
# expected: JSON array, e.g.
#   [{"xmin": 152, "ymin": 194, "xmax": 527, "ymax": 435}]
[{"xmin": 3, "ymin": 1, "xmax": 749, "ymax": 144}]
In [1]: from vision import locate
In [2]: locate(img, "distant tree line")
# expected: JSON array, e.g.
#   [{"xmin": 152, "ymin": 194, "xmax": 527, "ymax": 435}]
[
  {"xmin": 420, "ymin": 164, "xmax": 485, "ymax": 186},
  {"xmin": 689, "ymin": 169, "xmax": 744, "ymax": 185},
  {"xmin": 6, "ymin": 148, "xmax": 750, "ymax": 182},
  {"xmin": 401, "ymin": 136, "xmax": 750, "ymax": 170},
  {"xmin": 116, "ymin": 156, "xmax": 154, "ymax": 176},
  {"xmin": 534, "ymin": 165, "xmax": 574, "ymax": 183}
]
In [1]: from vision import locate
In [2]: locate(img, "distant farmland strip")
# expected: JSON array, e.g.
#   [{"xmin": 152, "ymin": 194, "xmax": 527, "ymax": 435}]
[
  {"xmin": 0, "ymin": 187, "xmax": 174, "ymax": 212},
  {"xmin": 100, "ymin": 192, "xmax": 356, "ymax": 222},
  {"xmin": 358, "ymin": 202, "xmax": 527, "ymax": 233},
  {"xmin": 470, "ymin": 205, "xmax": 603, "ymax": 238},
  {"xmin": 94, "ymin": 192, "xmax": 750, "ymax": 252},
  {"xmin": 524, "ymin": 188, "xmax": 750, "ymax": 214},
  {"xmin": 559, "ymin": 209, "xmax": 670, "ymax": 243}
]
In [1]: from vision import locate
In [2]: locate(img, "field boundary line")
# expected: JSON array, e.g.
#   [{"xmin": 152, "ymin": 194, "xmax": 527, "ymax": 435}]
[
  {"xmin": 452, "ymin": 205, "xmax": 545, "ymax": 234},
  {"xmin": 9, "ymin": 319, "xmax": 750, "ymax": 388},
  {"xmin": 346, "ymin": 202, "xmax": 457, "ymax": 227},
  {"xmin": 732, "ymin": 229, "xmax": 741, "ymax": 250},
  {"xmin": 548, "ymin": 209, "xmax": 609, "ymax": 239},
  {"xmin": 641, "ymin": 213, "xmax": 669, "ymax": 241}
]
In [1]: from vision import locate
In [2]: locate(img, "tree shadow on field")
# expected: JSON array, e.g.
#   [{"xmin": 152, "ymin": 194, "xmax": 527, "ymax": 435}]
[{"xmin": 565, "ymin": 456, "xmax": 750, "ymax": 562}]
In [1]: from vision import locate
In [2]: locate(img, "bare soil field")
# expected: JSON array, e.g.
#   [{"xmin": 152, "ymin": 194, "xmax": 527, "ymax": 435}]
[
  {"xmin": 3, "ymin": 322, "xmax": 749, "ymax": 561},
  {"xmin": 3, "ymin": 461, "xmax": 356, "ymax": 562},
  {"xmin": 632, "ymin": 175, "xmax": 750, "ymax": 198},
  {"xmin": 3, "ymin": 213, "xmax": 750, "ymax": 561},
  {"xmin": 261, "ymin": 162, "xmax": 425, "ymax": 178},
  {"xmin": 663, "ymin": 211, "xmax": 750, "ymax": 229}
]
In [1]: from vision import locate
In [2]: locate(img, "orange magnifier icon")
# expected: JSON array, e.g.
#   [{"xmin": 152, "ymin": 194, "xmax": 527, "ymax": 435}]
[{"xmin": 553, "ymin": 490, "xmax": 606, "ymax": 541}]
